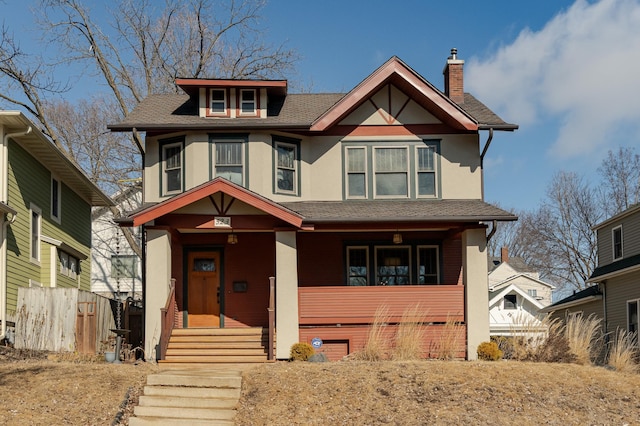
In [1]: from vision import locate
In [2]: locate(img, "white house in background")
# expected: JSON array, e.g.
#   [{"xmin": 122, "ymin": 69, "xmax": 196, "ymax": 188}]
[
  {"xmin": 488, "ymin": 247, "xmax": 556, "ymax": 336},
  {"xmin": 91, "ymin": 184, "xmax": 143, "ymax": 301}
]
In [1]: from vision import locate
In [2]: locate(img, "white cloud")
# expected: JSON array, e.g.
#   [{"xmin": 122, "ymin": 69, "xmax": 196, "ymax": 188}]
[{"xmin": 466, "ymin": 0, "xmax": 640, "ymax": 158}]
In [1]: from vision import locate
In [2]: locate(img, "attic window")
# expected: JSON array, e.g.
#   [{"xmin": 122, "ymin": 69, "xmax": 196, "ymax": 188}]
[
  {"xmin": 209, "ymin": 89, "xmax": 227, "ymax": 116},
  {"xmin": 239, "ymin": 89, "xmax": 257, "ymax": 115},
  {"xmin": 504, "ymin": 294, "xmax": 517, "ymax": 310}
]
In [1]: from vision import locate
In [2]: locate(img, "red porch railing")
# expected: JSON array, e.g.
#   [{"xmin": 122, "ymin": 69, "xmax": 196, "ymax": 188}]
[
  {"xmin": 159, "ymin": 278, "xmax": 177, "ymax": 360},
  {"xmin": 298, "ymin": 285, "xmax": 464, "ymax": 326}
]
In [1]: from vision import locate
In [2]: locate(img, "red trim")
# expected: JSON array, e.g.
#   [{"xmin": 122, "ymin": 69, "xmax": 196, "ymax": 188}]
[
  {"xmin": 318, "ymin": 124, "xmax": 469, "ymax": 137},
  {"xmin": 131, "ymin": 178, "xmax": 304, "ymax": 228},
  {"xmin": 235, "ymin": 88, "xmax": 260, "ymax": 118},
  {"xmin": 177, "ymin": 79, "xmax": 287, "ymax": 88},
  {"xmin": 310, "ymin": 57, "xmax": 477, "ymax": 132}
]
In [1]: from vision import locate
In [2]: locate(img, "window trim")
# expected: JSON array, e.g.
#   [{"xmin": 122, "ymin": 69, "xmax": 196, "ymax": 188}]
[
  {"xmin": 612, "ymin": 225, "xmax": 623, "ymax": 260},
  {"xmin": 159, "ymin": 137, "xmax": 185, "ymax": 196},
  {"xmin": 373, "ymin": 146, "xmax": 409, "ymax": 199},
  {"xmin": 273, "ymin": 137, "xmax": 300, "ymax": 196},
  {"xmin": 345, "ymin": 146, "xmax": 368, "ymax": 199},
  {"xmin": 415, "ymin": 144, "xmax": 438, "ymax": 198},
  {"xmin": 346, "ymin": 246, "xmax": 369, "ymax": 286},
  {"xmin": 417, "ymin": 245, "xmax": 440, "ymax": 284},
  {"xmin": 627, "ymin": 299, "xmax": 639, "ymax": 340},
  {"xmin": 51, "ymin": 176, "xmax": 61, "ymax": 223},
  {"xmin": 210, "ymin": 134, "xmax": 248, "ymax": 186},
  {"xmin": 238, "ymin": 88, "xmax": 258, "ymax": 116},
  {"xmin": 30, "ymin": 204, "xmax": 41, "ymax": 264},
  {"xmin": 208, "ymin": 88, "xmax": 229, "ymax": 117}
]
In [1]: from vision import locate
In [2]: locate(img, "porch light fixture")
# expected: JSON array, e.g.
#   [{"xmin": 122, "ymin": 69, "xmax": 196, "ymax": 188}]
[
  {"xmin": 227, "ymin": 233, "xmax": 238, "ymax": 245},
  {"xmin": 393, "ymin": 232, "xmax": 402, "ymax": 244}
]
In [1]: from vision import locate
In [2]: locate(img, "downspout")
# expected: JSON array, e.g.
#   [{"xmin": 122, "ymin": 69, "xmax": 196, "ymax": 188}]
[
  {"xmin": 1, "ymin": 126, "xmax": 32, "ymax": 341},
  {"xmin": 486, "ymin": 220, "xmax": 498, "ymax": 242},
  {"xmin": 479, "ymin": 128, "xmax": 494, "ymax": 201}
]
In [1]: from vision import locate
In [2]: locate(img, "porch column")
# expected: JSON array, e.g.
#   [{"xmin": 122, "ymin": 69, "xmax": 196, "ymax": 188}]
[
  {"xmin": 145, "ymin": 228, "xmax": 172, "ymax": 361},
  {"xmin": 462, "ymin": 227, "xmax": 489, "ymax": 360},
  {"xmin": 275, "ymin": 230, "xmax": 299, "ymax": 360}
]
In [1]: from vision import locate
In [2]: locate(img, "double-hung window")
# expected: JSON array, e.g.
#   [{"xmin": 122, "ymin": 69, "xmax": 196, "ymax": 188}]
[
  {"xmin": 239, "ymin": 89, "xmax": 257, "ymax": 115},
  {"xmin": 416, "ymin": 145, "xmax": 437, "ymax": 197},
  {"xmin": 346, "ymin": 147, "xmax": 367, "ymax": 198},
  {"xmin": 161, "ymin": 139, "xmax": 184, "ymax": 195},
  {"xmin": 613, "ymin": 225, "xmax": 623, "ymax": 260},
  {"xmin": 213, "ymin": 138, "xmax": 245, "ymax": 185},
  {"xmin": 347, "ymin": 247, "xmax": 369, "ymax": 286},
  {"xmin": 374, "ymin": 147, "xmax": 408, "ymax": 197},
  {"xmin": 30, "ymin": 204, "xmax": 41, "ymax": 263},
  {"xmin": 111, "ymin": 255, "xmax": 138, "ymax": 279},
  {"xmin": 210, "ymin": 89, "xmax": 227, "ymax": 115},
  {"xmin": 274, "ymin": 139, "xmax": 299, "ymax": 195},
  {"xmin": 51, "ymin": 177, "xmax": 61, "ymax": 222}
]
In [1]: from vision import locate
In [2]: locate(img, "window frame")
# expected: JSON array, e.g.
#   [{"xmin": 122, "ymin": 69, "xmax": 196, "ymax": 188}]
[
  {"xmin": 238, "ymin": 89, "xmax": 258, "ymax": 116},
  {"xmin": 527, "ymin": 288, "xmax": 538, "ymax": 298},
  {"xmin": 373, "ymin": 146, "xmax": 409, "ymax": 199},
  {"xmin": 417, "ymin": 245, "xmax": 440, "ymax": 284},
  {"xmin": 627, "ymin": 299, "xmax": 639, "ymax": 339},
  {"xmin": 346, "ymin": 246, "xmax": 369, "ymax": 286},
  {"xmin": 612, "ymin": 225, "xmax": 623, "ymax": 260},
  {"xmin": 30, "ymin": 204, "xmax": 41, "ymax": 264},
  {"xmin": 51, "ymin": 176, "xmax": 61, "ymax": 223},
  {"xmin": 273, "ymin": 137, "xmax": 300, "ymax": 196},
  {"xmin": 415, "ymin": 144, "xmax": 438, "ymax": 198},
  {"xmin": 504, "ymin": 294, "xmax": 518, "ymax": 310},
  {"xmin": 345, "ymin": 146, "xmax": 368, "ymax": 199},
  {"xmin": 160, "ymin": 138, "xmax": 184, "ymax": 196},
  {"xmin": 374, "ymin": 245, "xmax": 412, "ymax": 286},
  {"xmin": 111, "ymin": 255, "xmax": 138, "ymax": 279},
  {"xmin": 208, "ymin": 88, "xmax": 229, "ymax": 117},
  {"xmin": 210, "ymin": 135, "xmax": 248, "ymax": 186}
]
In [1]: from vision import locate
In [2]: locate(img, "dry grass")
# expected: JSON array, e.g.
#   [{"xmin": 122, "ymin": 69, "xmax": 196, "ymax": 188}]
[
  {"xmin": 391, "ymin": 304, "xmax": 427, "ymax": 361},
  {"xmin": 607, "ymin": 329, "xmax": 639, "ymax": 373},
  {"xmin": 236, "ymin": 360, "xmax": 640, "ymax": 426},
  {"xmin": 565, "ymin": 313, "xmax": 603, "ymax": 365},
  {"xmin": 0, "ymin": 347, "xmax": 157, "ymax": 425},
  {"xmin": 432, "ymin": 314, "xmax": 464, "ymax": 360},
  {"xmin": 353, "ymin": 305, "xmax": 390, "ymax": 361}
]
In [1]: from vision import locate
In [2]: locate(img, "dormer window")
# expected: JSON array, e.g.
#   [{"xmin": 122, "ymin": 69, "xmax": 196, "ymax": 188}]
[
  {"xmin": 209, "ymin": 89, "xmax": 228, "ymax": 116},
  {"xmin": 239, "ymin": 89, "xmax": 257, "ymax": 116}
]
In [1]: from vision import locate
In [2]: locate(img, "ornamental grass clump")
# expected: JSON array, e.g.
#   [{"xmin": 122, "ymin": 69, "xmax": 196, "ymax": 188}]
[
  {"xmin": 290, "ymin": 342, "xmax": 315, "ymax": 361},
  {"xmin": 565, "ymin": 313, "xmax": 603, "ymax": 365},
  {"xmin": 433, "ymin": 314, "xmax": 464, "ymax": 360},
  {"xmin": 607, "ymin": 328, "xmax": 639, "ymax": 373},
  {"xmin": 355, "ymin": 304, "xmax": 390, "ymax": 361},
  {"xmin": 392, "ymin": 304, "xmax": 428, "ymax": 361}
]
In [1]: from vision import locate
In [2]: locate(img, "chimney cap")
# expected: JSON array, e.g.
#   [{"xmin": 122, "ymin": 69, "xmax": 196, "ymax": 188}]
[{"xmin": 450, "ymin": 48, "xmax": 458, "ymax": 60}]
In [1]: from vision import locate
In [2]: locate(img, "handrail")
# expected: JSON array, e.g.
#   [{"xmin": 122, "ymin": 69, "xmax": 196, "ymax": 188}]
[
  {"xmin": 267, "ymin": 276, "xmax": 275, "ymax": 360},
  {"xmin": 159, "ymin": 278, "xmax": 177, "ymax": 361}
]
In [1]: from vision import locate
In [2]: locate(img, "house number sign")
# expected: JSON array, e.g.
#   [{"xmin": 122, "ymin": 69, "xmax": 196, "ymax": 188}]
[{"xmin": 214, "ymin": 216, "xmax": 231, "ymax": 227}]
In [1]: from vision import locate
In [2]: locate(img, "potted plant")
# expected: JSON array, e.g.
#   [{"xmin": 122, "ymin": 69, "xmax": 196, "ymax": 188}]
[{"xmin": 101, "ymin": 336, "xmax": 117, "ymax": 362}]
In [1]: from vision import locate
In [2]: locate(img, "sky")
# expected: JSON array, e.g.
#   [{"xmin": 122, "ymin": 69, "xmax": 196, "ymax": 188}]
[{"xmin": 4, "ymin": 0, "xmax": 640, "ymax": 213}]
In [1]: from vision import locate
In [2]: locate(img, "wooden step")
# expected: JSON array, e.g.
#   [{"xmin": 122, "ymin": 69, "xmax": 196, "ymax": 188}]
[
  {"xmin": 159, "ymin": 355, "xmax": 271, "ymax": 363},
  {"xmin": 171, "ymin": 327, "xmax": 267, "ymax": 336},
  {"xmin": 167, "ymin": 341, "xmax": 267, "ymax": 349}
]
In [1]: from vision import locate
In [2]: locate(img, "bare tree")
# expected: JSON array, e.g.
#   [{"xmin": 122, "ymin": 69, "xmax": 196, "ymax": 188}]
[
  {"xmin": 0, "ymin": 0, "xmax": 297, "ymax": 259},
  {"xmin": 597, "ymin": 147, "xmax": 640, "ymax": 217}
]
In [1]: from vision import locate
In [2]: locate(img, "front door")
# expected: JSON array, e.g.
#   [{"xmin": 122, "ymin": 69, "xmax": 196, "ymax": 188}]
[{"xmin": 187, "ymin": 251, "xmax": 220, "ymax": 327}]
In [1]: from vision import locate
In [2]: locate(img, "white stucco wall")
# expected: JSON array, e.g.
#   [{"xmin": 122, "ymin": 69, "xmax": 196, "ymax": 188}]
[
  {"xmin": 275, "ymin": 231, "xmax": 299, "ymax": 360},
  {"xmin": 463, "ymin": 228, "xmax": 489, "ymax": 360},
  {"xmin": 144, "ymin": 229, "xmax": 172, "ymax": 361}
]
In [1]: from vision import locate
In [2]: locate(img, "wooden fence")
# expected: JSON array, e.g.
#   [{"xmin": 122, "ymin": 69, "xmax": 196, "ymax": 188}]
[{"xmin": 15, "ymin": 288, "xmax": 117, "ymax": 353}]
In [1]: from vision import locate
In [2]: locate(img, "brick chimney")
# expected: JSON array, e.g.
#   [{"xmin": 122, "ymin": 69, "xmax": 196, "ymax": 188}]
[
  {"xmin": 500, "ymin": 246, "xmax": 509, "ymax": 264},
  {"xmin": 443, "ymin": 47, "xmax": 464, "ymax": 104}
]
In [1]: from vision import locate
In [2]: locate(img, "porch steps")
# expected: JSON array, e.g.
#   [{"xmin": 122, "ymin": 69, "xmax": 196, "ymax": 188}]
[
  {"xmin": 160, "ymin": 327, "xmax": 274, "ymax": 364},
  {"xmin": 128, "ymin": 368, "xmax": 243, "ymax": 426}
]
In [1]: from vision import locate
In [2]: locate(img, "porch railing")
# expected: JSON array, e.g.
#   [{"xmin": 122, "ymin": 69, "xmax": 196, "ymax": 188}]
[
  {"xmin": 298, "ymin": 285, "xmax": 464, "ymax": 326},
  {"xmin": 159, "ymin": 278, "xmax": 177, "ymax": 360}
]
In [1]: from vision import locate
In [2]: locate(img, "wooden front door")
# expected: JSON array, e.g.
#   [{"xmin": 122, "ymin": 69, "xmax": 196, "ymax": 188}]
[{"xmin": 187, "ymin": 251, "xmax": 221, "ymax": 327}]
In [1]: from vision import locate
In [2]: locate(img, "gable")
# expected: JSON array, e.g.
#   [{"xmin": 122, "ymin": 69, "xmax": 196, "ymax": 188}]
[{"xmin": 340, "ymin": 84, "xmax": 442, "ymax": 126}]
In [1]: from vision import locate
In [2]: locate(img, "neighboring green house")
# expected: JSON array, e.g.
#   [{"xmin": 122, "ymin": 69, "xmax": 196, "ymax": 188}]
[{"xmin": 0, "ymin": 111, "xmax": 113, "ymax": 342}]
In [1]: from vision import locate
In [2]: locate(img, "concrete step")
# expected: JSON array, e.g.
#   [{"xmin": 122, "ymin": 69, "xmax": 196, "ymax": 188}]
[
  {"xmin": 133, "ymin": 405, "xmax": 236, "ymax": 420},
  {"xmin": 166, "ymin": 348, "xmax": 267, "ymax": 356},
  {"xmin": 143, "ymin": 384, "xmax": 241, "ymax": 399},
  {"xmin": 171, "ymin": 327, "xmax": 267, "ymax": 336},
  {"xmin": 129, "ymin": 417, "xmax": 233, "ymax": 426},
  {"xmin": 168, "ymin": 340, "xmax": 267, "ymax": 348},
  {"xmin": 146, "ymin": 371, "xmax": 242, "ymax": 388},
  {"xmin": 138, "ymin": 394, "xmax": 237, "ymax": 409}
]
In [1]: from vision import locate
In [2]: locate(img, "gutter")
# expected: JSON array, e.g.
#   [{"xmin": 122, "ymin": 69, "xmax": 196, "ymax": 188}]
[{"xmin": 1, "ymin": 126, "xmax": 32, "ymax": 341}]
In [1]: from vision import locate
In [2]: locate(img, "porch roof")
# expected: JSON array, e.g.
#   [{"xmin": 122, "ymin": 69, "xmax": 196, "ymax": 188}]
[
  {"xmin": 280, "ymin": 199, "xmax": 517, "ymax": 224},
  {"xmin": 126, "ymin": 178, "xmax": 305, "ymax": 228}
]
